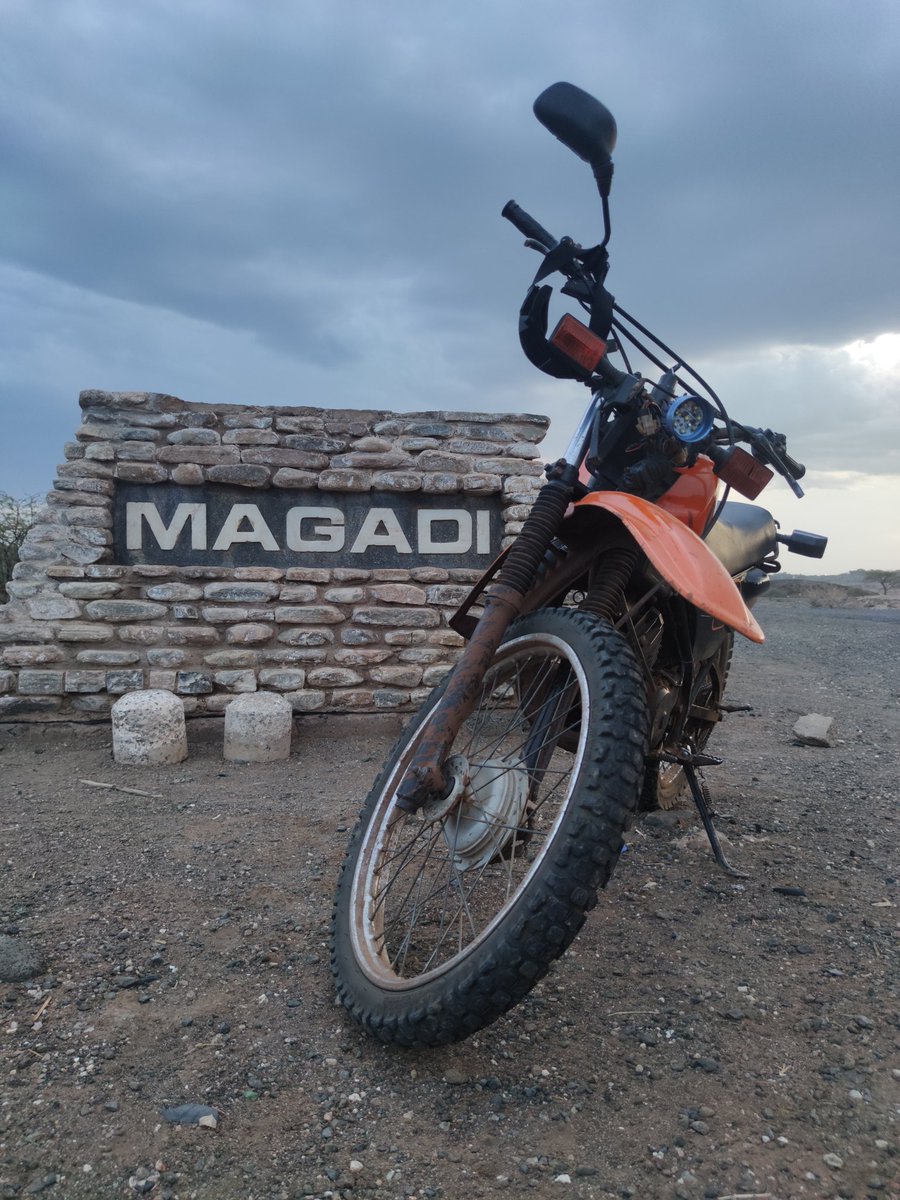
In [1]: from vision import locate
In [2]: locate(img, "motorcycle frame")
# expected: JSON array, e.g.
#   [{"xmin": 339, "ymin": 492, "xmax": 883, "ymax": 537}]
[{"xmin": 394, "ymin": 381, "xmax": 763, "ymax": 814}]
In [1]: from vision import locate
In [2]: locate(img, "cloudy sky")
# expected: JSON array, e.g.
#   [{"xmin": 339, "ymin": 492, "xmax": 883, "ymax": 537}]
[{"xmin": 2, "ymin": 0, "xmax": 898, "ymax": 573}]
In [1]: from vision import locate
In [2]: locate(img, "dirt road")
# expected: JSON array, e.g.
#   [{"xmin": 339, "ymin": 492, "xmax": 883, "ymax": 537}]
[{"xmin": 1, "ymin": 601, "xmax": 898, "ymax": 1200}]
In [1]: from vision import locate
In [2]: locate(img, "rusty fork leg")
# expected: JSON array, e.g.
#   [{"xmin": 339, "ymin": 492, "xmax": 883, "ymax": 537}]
[
  {"xmin": 395, "ymin": 584, "xmax": 523, "ymax": 811},
  {"xmin": 395, "ymin": 462, "xmax": 580, "ymax": 813}
]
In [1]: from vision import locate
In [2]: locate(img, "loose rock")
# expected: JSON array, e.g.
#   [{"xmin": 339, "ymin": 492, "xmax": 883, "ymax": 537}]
[
  {"xmin": 0, "ymin": 934, "xmax": 46, "ymax": 983},
  {"xmin": 793, "ymin": 712, "xmax": 835, "ymax": 746},
  {"xmin": 160, "ymin": 1104, "xmax": 219, "ymax": 1128}
]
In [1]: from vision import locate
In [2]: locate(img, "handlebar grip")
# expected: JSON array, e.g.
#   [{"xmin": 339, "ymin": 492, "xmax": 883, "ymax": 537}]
[
  {"xmin": 763, "ymin": 429, "xmax": 806, "ymax": 480},
  {"xmin": 502, "ymin": 200, "xmax": 558, "ymax": 250},
  {"xmin": 779, "ymin": 450, "xmax": 806, "ymax": 480}
]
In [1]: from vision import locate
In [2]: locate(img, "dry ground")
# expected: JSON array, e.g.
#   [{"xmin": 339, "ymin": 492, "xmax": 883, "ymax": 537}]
[{"xmin": 1, "ymin": 601, "xmax": 898, "ymax": 1200}]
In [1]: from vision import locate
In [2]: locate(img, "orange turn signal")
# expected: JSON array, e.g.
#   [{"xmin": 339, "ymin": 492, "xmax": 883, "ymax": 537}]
[
  {"xmin": 713, "ymin": 445, "xmax": 774, "ymax": 501},
  {"xmin": 549, "ymin": 314, "xmax": 607, "ymax": 373}
]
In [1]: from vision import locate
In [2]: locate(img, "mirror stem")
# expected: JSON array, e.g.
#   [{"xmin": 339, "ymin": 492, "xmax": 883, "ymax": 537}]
[
  {"xmin": 600, "ymin": 193, "xmax": 612, "ymax": 248},
  {"xmin": 593, "ymin": 159, "xmax": 613, "ymax": 246},
  {"xmin": 593, "ymin": 159, "xmax": 614, "ymax": 198}
]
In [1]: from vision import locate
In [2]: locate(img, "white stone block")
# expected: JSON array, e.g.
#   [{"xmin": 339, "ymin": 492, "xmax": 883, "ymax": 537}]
[
  {"xmin": 792, "ymin": 713, "xmax": 835, "ymax": 747},
  {"xmin": 111, "ymin": 689, "xmax": 188, "ymax": 765},
  {"xmin": 224, "ymin": 692, "xmax": 293, "ymax": 762}
]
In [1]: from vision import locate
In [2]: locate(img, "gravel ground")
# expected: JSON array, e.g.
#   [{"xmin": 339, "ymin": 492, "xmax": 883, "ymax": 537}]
[{"xmin": 1, "ymin": 600, "xmax": 898, "ymax": 1200}]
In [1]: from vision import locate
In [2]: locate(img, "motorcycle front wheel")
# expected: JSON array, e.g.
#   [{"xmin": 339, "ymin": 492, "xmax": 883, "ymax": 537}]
[{"xmin": 330, "ymin": 607, "xmax": 649, "ymax": 1047}]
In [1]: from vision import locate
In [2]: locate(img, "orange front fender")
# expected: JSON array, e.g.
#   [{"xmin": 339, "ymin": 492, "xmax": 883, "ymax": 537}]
[{"xmin": 573, "ymin": 491, "xmax": 765, "ymax": 643}]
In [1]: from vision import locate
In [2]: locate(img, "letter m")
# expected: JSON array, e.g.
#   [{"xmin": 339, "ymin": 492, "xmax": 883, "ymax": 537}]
[{"xmin": 125, "ymin": 503, "xmax": 207, "ymax": 551}]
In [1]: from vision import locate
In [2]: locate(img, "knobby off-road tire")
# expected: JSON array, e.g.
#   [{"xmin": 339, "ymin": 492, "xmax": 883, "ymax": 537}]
[{"xmin": 331, "ymin": 608, "xmax": 650, "ymax": 1048}]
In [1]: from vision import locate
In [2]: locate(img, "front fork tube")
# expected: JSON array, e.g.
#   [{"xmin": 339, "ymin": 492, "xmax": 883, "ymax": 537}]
[
  {"xmin": 395, "ymin": 463, "xmax": 580, "ymax": 813},
  {"xmin": 521, "ymin": 665, "xmax": 579, "ymax": 794}
]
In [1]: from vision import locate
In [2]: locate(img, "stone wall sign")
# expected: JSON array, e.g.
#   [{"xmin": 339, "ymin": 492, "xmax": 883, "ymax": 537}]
[{"xmin": 0, "ymin": 390, "xmax": 547, "ymax": 721}]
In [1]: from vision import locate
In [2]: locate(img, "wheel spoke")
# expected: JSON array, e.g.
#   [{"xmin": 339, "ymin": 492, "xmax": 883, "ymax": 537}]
[
  {"xmin": 459, "ymin": 653, "xmax": 560, "ymax": 764},
  {"xmin": 391, "ymin": 832, "xmax": 445, "ymax": 975},
  {"xmin": 370, "ymin": 815, "xmax": 442, "ymax": 903},
  {"xmin": 420, "ymin": 836, "xmax": 502, "ymax": 972},
  {"xmin": 372, "ymin": 818, "xmax": 445, "ymax": 936}
]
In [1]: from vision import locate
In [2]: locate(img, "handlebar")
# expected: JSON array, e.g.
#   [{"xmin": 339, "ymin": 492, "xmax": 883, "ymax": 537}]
[
  {"xmin": 733, "ymin": 424, "xmax": 806, "ymax": 481},
  {"xmin": 502, "ymin": 200, "xmax": 558, "ymax": 251},
  {"xmin": 503, "ymin": 191, "xmax": 813, "ymax": 505}
]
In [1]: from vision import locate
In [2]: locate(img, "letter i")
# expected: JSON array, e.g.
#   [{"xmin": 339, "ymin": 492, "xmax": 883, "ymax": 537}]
[{"xmin": 476, "ymin": 510, "xmax": 490, "ymax": 554}]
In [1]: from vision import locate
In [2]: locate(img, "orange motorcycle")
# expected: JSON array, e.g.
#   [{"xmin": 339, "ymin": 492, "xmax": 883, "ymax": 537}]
[{"xmin": 331, "ymin": 83, "xmax": 827, "ymax": 1047}]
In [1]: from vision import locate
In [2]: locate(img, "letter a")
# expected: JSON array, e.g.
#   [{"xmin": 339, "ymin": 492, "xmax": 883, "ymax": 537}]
[
  {"xmin": 212, "ymin": 504, "xmax": 279, "ymax": 551},
  {"xmin": 350, "ymin": 509, "xmax": 412, "ymax": 554}
]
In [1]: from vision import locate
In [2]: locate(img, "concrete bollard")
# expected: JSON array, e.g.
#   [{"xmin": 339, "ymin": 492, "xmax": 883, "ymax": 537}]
[
  {"xmin": 111, "ymin": 689, "xmax": 188, "ymax": 766},
  {"xmin": 223, "ymin": 692, "xmax": 293, "ymax": 763}
]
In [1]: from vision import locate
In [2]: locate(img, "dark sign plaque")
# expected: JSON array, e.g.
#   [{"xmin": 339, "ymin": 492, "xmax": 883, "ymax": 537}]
[{"xmin": 113, "ymin": 483, "xmax": 504, "ymax": 570}]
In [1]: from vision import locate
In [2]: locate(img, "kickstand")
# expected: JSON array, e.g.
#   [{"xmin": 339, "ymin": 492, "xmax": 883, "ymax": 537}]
[{"xmin": 676, "ymin": 754, "xmax": 749, "ymax": 880}]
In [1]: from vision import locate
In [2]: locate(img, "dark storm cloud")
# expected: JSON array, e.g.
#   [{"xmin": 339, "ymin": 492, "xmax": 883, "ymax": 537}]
[
  {"xmin": 1, "ymin": 3, "xmax": 534, "ymax": 338},
  {"xmin": 615, "ymin": 18, "xmax": 894, "ymax": 352},
  {"xmin": 1, "ymin": 0, "xmax": 898, "ymax": 498}
]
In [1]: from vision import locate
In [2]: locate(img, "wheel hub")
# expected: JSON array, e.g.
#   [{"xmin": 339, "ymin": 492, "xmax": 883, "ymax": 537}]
[{"xmin": 440, "ymin": 752, "xmax": 530, "ymax": 872}]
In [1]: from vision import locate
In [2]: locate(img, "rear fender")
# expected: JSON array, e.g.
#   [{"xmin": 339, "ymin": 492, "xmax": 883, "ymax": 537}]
[{"xmin": 569, "ymin": 492, "xmax": 765, "ymax": 643}]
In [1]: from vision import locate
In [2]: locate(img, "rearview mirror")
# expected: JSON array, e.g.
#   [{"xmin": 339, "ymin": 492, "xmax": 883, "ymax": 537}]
[{"xmin": 533, "ymin": 82, "xmax": 617, "ymax": 185}]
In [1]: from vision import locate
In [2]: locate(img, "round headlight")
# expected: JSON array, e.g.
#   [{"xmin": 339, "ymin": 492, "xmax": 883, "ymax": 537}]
[{"xmin": 662, "ymin": 395, "xmax": 715, "ymax": 444}]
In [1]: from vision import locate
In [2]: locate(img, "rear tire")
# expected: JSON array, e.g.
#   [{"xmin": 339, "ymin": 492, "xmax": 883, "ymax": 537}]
[
  {"xmin": 641, "ymin": 631, "xmax": 734, "ymax": 810},
  {"xmin": 331, "ymin": 607, "xmax": 649, "ymax": 1047}
]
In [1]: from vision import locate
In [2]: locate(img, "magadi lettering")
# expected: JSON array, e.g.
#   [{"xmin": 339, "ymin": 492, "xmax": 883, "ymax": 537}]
[{"xmin": 114, "ymin": 484, "xmax": 503, "ymax": 569}]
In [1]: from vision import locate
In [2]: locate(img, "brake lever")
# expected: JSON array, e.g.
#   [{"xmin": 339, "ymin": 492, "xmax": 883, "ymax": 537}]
[
  {"xmin": 533, "ymin": 237, "xmax": 583, "ymax": 284},
  {"xmin": 779, "ymin": 467, "xmax": 805, "ymax": 499}
]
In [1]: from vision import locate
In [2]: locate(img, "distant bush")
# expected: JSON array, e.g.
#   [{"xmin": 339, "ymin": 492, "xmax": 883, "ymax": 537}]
[
  {"xmin": 769, "ymin": 579, "xmax": 869, "ymax": 607},
  {"xmin": 0, "ymin": 493, "xmax": 41, "ymax": 603}
]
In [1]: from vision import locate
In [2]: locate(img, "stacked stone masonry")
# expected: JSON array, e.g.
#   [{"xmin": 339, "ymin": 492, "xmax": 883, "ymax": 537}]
[{"xmin": 1, "ymin": 391, "xmax": 547, "ymax": 719}]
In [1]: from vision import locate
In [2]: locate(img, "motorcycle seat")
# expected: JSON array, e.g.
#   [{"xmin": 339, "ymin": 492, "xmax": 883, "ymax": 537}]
[{"xmin": 704, "ymin": 501, "xmax": 777, "ymax": 576}]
